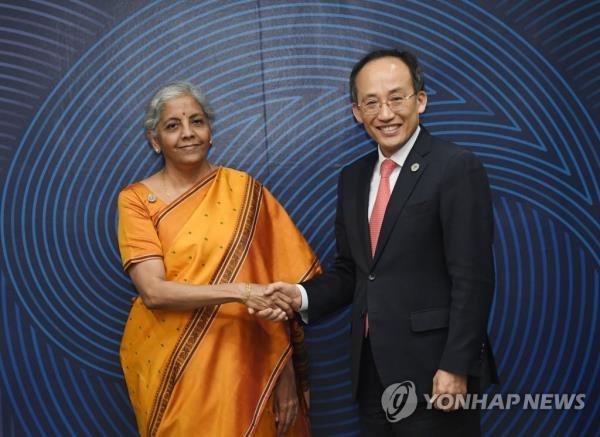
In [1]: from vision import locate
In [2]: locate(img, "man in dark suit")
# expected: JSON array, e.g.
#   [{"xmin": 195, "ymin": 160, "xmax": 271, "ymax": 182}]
[{"xmin": 259, "ymin": 49, "xmax": 498, "ymax": 436}]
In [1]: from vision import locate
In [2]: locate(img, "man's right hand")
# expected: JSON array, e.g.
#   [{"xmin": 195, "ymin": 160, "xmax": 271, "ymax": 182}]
[
  {"xmin": 249, "ymin": 282, "xmax": 302, "ymax": 321},
  {"xmin": 267, "ymin": 282, "xmax": 302, "ymax": 311}
]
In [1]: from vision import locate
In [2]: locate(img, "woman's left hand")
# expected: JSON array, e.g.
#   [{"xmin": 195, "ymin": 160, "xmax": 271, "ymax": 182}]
[{"xmin": 273, "ymin": 360, "xmax": 298, "ymax": 436}]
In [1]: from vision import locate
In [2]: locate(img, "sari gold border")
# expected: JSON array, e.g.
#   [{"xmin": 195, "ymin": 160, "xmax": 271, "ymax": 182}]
[
  {"xmin": 146, "ymin": 176, "xmax": 263, "ymax": 437},
  {"xmin": 300, "ymin": 257, "xmax": 320, "ymax": 282},
  {"xmin": 244, "ymin": 345, "xmax": 292, "ymax": 437},
  {"xmin": 153, "ymin": 171, "xmax": 217, "ymax": 227},
  {"xmin": 214, "ymin": 178, "xmax": 263, "ymax": 283},
  {"xmin": 291, "ymin": 258, "xmax": 319, "ymax": 397}
]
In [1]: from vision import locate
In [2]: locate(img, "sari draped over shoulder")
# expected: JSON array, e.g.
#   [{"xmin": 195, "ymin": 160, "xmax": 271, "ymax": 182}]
[{"xmin": 117, "ymin": 167, "xmax": 319, "ymax": 437}]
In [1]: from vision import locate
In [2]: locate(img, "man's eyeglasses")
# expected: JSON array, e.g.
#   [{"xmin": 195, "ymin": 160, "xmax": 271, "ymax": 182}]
[{"xmin": 356, "ymin": 93, "xmax": 417, "ymax": 116}]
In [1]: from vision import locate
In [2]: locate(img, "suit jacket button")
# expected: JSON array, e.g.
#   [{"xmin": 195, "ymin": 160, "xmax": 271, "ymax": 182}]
[{"xmin": 368, "ymin": 273, "xmax": 375, "ymax": 281}]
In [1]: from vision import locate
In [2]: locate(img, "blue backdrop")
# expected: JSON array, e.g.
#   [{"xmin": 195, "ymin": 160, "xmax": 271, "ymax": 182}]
[{"xmin": 1, "ymin": 1, "xmax": 598, "ymax": 436}]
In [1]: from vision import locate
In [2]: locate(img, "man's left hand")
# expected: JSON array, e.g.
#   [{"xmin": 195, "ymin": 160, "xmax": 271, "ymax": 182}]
[{"xmin": 430, "ymin": 369, "xmax": 467, "ymax": 412}]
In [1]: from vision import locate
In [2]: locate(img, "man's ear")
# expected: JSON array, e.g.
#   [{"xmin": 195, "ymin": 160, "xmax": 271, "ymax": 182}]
[
  {"xmin": 417, "ymin": 91, "xmax": 428, "ymax": 115},
  {"xmin": 352, "ymin": 104, "xmax": 364, "ymax": 123}
]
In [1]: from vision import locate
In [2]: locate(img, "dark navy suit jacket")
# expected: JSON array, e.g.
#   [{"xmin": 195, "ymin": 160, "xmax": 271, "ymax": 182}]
[{"xmin": 302, "ymin": 126, "xmax": 498, "ymax": 398}]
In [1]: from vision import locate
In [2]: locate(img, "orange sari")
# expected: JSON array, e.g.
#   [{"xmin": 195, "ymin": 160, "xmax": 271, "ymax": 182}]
[{"xmin": 117, "ymin": 167, "xmax": 319, "ymax": 436}]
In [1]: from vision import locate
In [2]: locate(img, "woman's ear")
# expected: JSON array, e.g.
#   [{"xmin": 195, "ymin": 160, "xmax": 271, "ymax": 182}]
[{"xmin": 147, "ymin": 131, "xmax": 161, "ymax": 154}]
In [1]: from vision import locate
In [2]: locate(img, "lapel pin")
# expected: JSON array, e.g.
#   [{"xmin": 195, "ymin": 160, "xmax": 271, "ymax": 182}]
[
  {"xmin": 411, "ymin": 163, "xmax": 420, "ymax": 172},
  {"xmin": 147, "ymin": 194, "xmax": 157, "ymax": 203}
]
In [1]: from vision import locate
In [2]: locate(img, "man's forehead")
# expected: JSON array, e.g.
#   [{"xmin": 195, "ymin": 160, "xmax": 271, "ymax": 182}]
[
  {"xmin": 356, "ymin": 75, "xmax": 412, "ymax": 97},
  {"xmin": 361, "ymin": 56, "xmax": 409, "ymax": 72},
  {"xmin": 356, "ymin": 58, "xmax": 410, "ymax": 84}
]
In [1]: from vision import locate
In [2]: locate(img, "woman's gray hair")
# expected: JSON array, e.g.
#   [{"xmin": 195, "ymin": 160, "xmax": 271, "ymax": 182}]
[{"xmin": 143, "ymin": 81, "xmax": 215, "ymax": 134}]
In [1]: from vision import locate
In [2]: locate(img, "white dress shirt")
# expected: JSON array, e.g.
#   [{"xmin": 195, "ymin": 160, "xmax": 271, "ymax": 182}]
[{"xmin": 298, "ymin": 126, "xmax": 422, "ymax": 319}]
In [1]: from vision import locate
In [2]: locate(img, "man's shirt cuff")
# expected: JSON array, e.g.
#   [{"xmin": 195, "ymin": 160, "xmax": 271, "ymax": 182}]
[{"xmin": 297, "ymin": 284, "xmax": 309, "ymax": 323}]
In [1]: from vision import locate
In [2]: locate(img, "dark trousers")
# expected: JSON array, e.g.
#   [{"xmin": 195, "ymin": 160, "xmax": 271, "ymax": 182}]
[{"xmin": 357, "ymin": 337, "xmax": 481, "ymax": 437}]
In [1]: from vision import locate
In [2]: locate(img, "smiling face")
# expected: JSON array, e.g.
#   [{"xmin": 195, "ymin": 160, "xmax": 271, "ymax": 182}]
[
  {"xmin": 351, "ymin": 57, "xmax": 427, "ymax": 157},
  {"xmin": 148, "ymin": 94, "xmax": 212, "ymax": 169}
]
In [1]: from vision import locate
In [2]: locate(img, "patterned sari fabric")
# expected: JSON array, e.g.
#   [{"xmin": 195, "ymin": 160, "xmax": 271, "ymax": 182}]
[{"xmin": 117, "ymin": 167, "xmax": 319, "ymax": 437}]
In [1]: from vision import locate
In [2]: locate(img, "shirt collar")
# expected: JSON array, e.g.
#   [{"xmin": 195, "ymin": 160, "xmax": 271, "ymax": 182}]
[{"xmin": 376, "ymin": 125, "xmax": 421, "ymax": 169}]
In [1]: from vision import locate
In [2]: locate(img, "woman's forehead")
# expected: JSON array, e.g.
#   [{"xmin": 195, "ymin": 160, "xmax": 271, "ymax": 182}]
[{"xmin": 161, "ymin": 95, "xmax": 203, "ymax": 117}]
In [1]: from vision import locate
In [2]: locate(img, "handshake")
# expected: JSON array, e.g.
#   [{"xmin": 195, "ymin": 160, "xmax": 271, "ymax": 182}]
[{"xmin": 242, "ymin": 282, "xmax": 302, "ymax": 322}]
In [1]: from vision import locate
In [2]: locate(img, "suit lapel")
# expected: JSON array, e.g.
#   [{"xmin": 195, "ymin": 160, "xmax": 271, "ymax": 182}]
[
  {"xmin": 372, "ymin": 128, "xmax": 432, "ymax": 265},
  {"xmin": 354, "ymin": 152, "xmax": 377, "ymax": 267}
]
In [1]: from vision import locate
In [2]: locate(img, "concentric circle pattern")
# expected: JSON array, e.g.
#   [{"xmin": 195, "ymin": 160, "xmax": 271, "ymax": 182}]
[{"xmin": 1, "ymin": 1, "xmax": 598, "ymax": 436}]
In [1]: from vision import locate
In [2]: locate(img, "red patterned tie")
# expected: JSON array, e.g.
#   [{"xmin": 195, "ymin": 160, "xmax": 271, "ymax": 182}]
[
  {"xmin": 370, "ymin": 159, "xmax": 397, "ymax": 256},
  {"xmin": 365, "ymin": 158, "xmax": 397, "ymax": 336}
]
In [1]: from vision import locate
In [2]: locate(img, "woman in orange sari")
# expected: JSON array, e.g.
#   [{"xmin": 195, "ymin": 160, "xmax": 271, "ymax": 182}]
[{"xmin": 117, "ymin": 81, "xmax": 319, "ymax": 437}]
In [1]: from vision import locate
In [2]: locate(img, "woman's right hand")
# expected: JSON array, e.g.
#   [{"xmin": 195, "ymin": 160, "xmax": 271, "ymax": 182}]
[{"xmin": 242, "ymin": 283, "xmax": 293, "ymax": 321}]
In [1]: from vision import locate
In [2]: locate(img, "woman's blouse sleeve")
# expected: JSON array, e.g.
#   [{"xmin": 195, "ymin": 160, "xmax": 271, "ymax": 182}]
[{"xmin": 117, "ymin": 187, "xmax": 163, "ymax": 271}]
